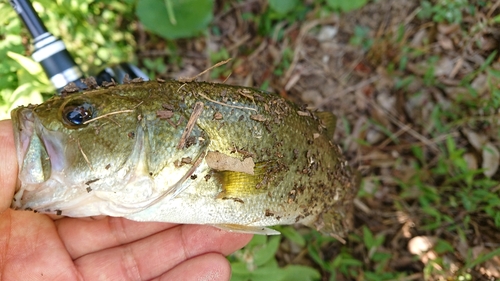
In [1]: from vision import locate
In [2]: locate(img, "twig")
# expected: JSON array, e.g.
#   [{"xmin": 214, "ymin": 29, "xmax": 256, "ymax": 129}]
[
  {"xmin": 222, "ymin": 72, "xmax": 232, "ymax": 84},
  {"xmin": 83, "ymin": 110, "xmax": 134, "ymax": 124},
  {"xmin": 76, "ymin": 138, "xmax": 93, "ymax": 171},
  {"xmin": 377, "ymin": 126, "xmax": 410, "ymax": 149},
  {"xmin": 177, "ymin": 102, "xmax": 204, "ymax": 149},
  {"xmin": 487, "ymin": 0, "xmax": 500, "ymax": 18},
  {"xmin": 179, "ymin": 58, "xmax": 233, "ymax": 83},
  {"xmin": 197, "ymin": 91, "xmax": 257, "ymax": 112}
]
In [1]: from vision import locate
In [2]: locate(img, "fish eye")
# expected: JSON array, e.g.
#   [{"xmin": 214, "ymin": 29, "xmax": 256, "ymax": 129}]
[{"xmin": 62, "ymin": 102, "xmax": 94, "ymax": 126}]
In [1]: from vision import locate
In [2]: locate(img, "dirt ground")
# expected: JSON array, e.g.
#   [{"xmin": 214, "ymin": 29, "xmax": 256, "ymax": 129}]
[{"xmin": 135, "ymin": 0, "xmax": 500, "ymax": 280}]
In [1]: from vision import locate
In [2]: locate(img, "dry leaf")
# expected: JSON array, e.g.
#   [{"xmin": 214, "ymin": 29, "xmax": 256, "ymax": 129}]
[
  {"xmin": 408, "ymin": 236, "xmax": 437, "ymax": 265},
  {"xmin": 463, "ymin": 152, "xmax": 478, "ymax": 170},
  {"xmin": 463, "ymin": 129, "xmax": 487, "ymax": 151},
  {"xmin": 205, "ymin": 151, "xmax": 255, "ymax": 175},
  {"xmin": 366, "ymin": 129, "xmax": 384, "ymax": 144},
  {"xmin": 317, "ymin": 25, "xmax": 338, "ymax": 42},
  {"xmin": 482, "ymin": 142, "xmax": 499, "ymax": 178}
]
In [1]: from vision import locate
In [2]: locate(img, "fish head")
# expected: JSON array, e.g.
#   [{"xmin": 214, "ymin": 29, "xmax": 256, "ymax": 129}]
[{"xmin": 11, "ymin": 90, "xmax": 146, "ymax": 214}]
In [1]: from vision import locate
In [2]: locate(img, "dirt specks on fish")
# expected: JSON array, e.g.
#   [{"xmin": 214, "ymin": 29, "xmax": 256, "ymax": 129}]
[
  {"xmin": 85, "ymin": 178, "xmax": 100, "ymax": 185},
  {"xmin": 250, "ymin": 114, "xmax": 267, "ymax": 122},
  {"xmin": 131, "ymin": 77, "xmax": 144, "ymax": 83},
  {"xmin": 222, "ymin": 197, "xmax": 244, "ymax": 204},
  {"xmin": 296, "ymin": 110, "xmax": 310, "ymax": 117},
  {"xmin": 265, "ymin": 209, "xmax": 274, "ymax": 216},
  {"xmin": 101, "ymin": 80, "xmax": 116, "ymax": 88},
  {"xmin": 230, "ymin": 145, "xmax": 254, "ymax": 159},
  {"xmin": 181, "ymin": 157, "xmax": 192, "ymax": 164},
  {"xmin": 157, "ymin": 110, "xmax": 174, "ymax": 119},
  {"xmin": 213, "ymin": 112, "xmax": 223, "ymax": 120}
]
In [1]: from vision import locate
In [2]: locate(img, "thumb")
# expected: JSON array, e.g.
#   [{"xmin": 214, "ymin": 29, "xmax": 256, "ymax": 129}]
[{"xmin": 0, "ymin": 120, "xmax": 18, "ymax": 211}]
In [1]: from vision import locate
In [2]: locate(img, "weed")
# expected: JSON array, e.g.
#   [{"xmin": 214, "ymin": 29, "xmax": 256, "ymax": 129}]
[
  {"xmin": 142, "ymin": 57, "xmax": 168, "ymax": 78},
  {"xmin": 0, "ymin": 0, "xmax": 135, "ymax": 118},
  {"xmin": 418, "ymin": 0, "xmax": 479, "ymax": 24},
  {"xmin": 230, "ymin": 234, "xmax": 320, "ymax": 281},
  {"xmin": 350, "ymin": 25, "xmax": 373, "ymax": 51}
]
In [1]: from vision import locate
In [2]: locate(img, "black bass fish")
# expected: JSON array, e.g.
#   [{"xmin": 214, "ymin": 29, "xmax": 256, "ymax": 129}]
[{"xmin": 11, "ymin": 80, "xmax": 356, "ymax": 238}]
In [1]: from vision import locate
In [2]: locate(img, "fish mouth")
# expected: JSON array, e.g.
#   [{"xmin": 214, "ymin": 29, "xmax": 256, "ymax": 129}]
[
  {"xmin": 11, "ymin": 107, "xmax": 65, "ymax": 194},
  {"xmin": 11, "ymin": 107, "xmax": 39, "ymax": 185}
]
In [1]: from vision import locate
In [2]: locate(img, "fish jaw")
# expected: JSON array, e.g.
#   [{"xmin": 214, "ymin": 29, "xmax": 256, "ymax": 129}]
[
  {"xmin": 11, "ymin": 106, "xmax": 87, "ymax": 211},
  {"xmin": 11, "ymin": 106, "xmax": 51, "ymax": 208}
]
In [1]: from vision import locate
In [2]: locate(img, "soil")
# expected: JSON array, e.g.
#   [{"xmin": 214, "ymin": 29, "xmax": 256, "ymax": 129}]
[{"xmin": 135, "ymin": 0, "xmax": 500, "ymax": 280}]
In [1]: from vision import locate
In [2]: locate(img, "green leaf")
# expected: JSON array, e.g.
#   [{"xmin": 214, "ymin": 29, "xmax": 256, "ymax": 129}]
[
  {"xmin": 282, "ymin": 265, "xmax": 320, "ymax": 281},
  {"xmin": 362, "ymin": 226, "xmax": 375, "ymax": 247},
  {"xmin": 326, "ymin": 0, "xmax": 368, "ymax": 12},
  {"xmin": 247, "ymin": 234, "xmax": 267, "ymax": 248},
  {"xmin": 332, "ymin": 253, "xmax": 363, "ymax": 268},
  {"xmin": 7, "ymin": 51, "xmax": 44, "ymax": 77},
  {"xmin": 434, "ymin": 239, "xmax": 454, "ymax": 254},
  {"xmin": 253, "ymin": 236, "xmax": 281, "ymax": 266},
  {"xmin": 4, "ymin": 84, "xmax": 43, "ymax": 119},
  {"xmin": 230, "ymin": 262, "xmax": 250, "ymax": 275},
  {"xmin": 276, "ymin": 226, "xmax": 306, "ymax": 247},
  {"xmin": 136, "ymin": 0, "xmax": 213, "ymax": 39},
  {"xmin": 268, "ymin": 0, "xmax": 299, "ymax": 14},
  {"xmin": 246, "ymin": 265, "xmax": 287, "ymax": 281}
]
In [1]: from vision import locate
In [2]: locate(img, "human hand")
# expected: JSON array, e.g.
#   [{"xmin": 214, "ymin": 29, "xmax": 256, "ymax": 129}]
[{"xmin": 0, "ymin": 119, "xmax": 253, "ymax": 281}]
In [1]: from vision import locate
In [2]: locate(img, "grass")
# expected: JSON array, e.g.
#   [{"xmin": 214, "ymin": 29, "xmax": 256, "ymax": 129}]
[{"xmin": 1, "ymin": 0, "xmax": 500, "ymax": 280}]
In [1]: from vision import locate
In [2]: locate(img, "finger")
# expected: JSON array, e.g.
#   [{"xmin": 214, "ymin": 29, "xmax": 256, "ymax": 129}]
[
  {"xmin": 154, "ymin": 253, "xmax": 231, "ymax": 281},
  {"xmin": 0, "ymin": 120, "xmax": 17, "ymax": 211},
  {"xmin": 74, "ymin": 224, "xmax": 252, "ymax": 281},
  {"xmin": 0, "ymin": 210, "xmax": 79, "ymax": 281},
  {"xmin": 56, "ymin": 216, "xmax": 178, "ymax": 259}
]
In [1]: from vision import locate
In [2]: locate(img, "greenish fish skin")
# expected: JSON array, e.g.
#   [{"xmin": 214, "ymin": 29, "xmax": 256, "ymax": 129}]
[{"xmin": 11, "ymin": 80, "xmax": 357, "ymax": 237}]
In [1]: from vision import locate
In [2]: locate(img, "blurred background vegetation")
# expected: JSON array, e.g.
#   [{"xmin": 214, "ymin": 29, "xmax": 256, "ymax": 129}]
[{"xmin": 1, "ymin": 0, "xmax": 500, "ymax": 280}]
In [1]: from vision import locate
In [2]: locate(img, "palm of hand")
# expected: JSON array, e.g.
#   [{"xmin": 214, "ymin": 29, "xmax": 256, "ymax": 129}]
[
  {"xmin": 1, "ymin": 119, "xmax": 251, "ymax": 281},
  {"xmin": 0, "ymin": 210, "xmax": 251, "ymax": 280}
]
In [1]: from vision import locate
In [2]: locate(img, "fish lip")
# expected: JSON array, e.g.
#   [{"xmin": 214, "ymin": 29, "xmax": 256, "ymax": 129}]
[{"xmin": 11, "ymin": 106, "xmax": 36, "ymax": 186}]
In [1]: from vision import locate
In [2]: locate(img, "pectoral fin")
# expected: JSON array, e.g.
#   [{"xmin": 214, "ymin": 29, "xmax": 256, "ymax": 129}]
[
  {"xmin": 214, "ymin": 224, "xmax": 280, "ymax": 235},
  {"xmin": 214, "ymin": 167, "xmax": 267, "ymax": 198}
]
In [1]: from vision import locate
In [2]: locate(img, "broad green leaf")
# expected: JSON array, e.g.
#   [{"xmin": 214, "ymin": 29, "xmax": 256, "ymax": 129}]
[
  {"xmin": 326, "ymin": 0, "xmax": 368, "ymax": 12},
  {"xmin": 253, "ymin": 236, "xmax": 281, "ymax": 266},
  {"xmin": 247, "ymin": 234, "xmax": 267, "ymax": 248},
  {"xmin": 1, "ymin": 84, "xmax": 43, "ymax": 119},
  {"xmin": 8, "ymin": 84, "xmax": 43, "ymax": 105},
  {"xmin": 136, "ymin": 0, "xmax": 213, "ymax": 39},
  {"xmin": 268, "ymin": 0, "xmax": 299, "ymax": 14},
  {"xmin": 277, "ymin": 226, "xmax": 306, "ymax": 247},
  {"xmin": 230, "ymin": 262, "xmax": 250, "ymax": 275},
  {"xmin": 7, "ymin": 51, "xmax": 44, "ymax": 77}
]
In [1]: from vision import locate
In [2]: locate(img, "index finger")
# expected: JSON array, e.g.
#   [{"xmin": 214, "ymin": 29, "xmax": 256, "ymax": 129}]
[{"xmin": 0, "ymin": 119, "xmax": 17, "ymax": 211}]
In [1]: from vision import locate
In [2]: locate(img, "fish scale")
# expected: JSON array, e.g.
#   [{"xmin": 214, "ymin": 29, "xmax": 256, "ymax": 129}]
[{"xmin": 11, "ymin": 80, "xmax": 357, "ymax": 238}]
